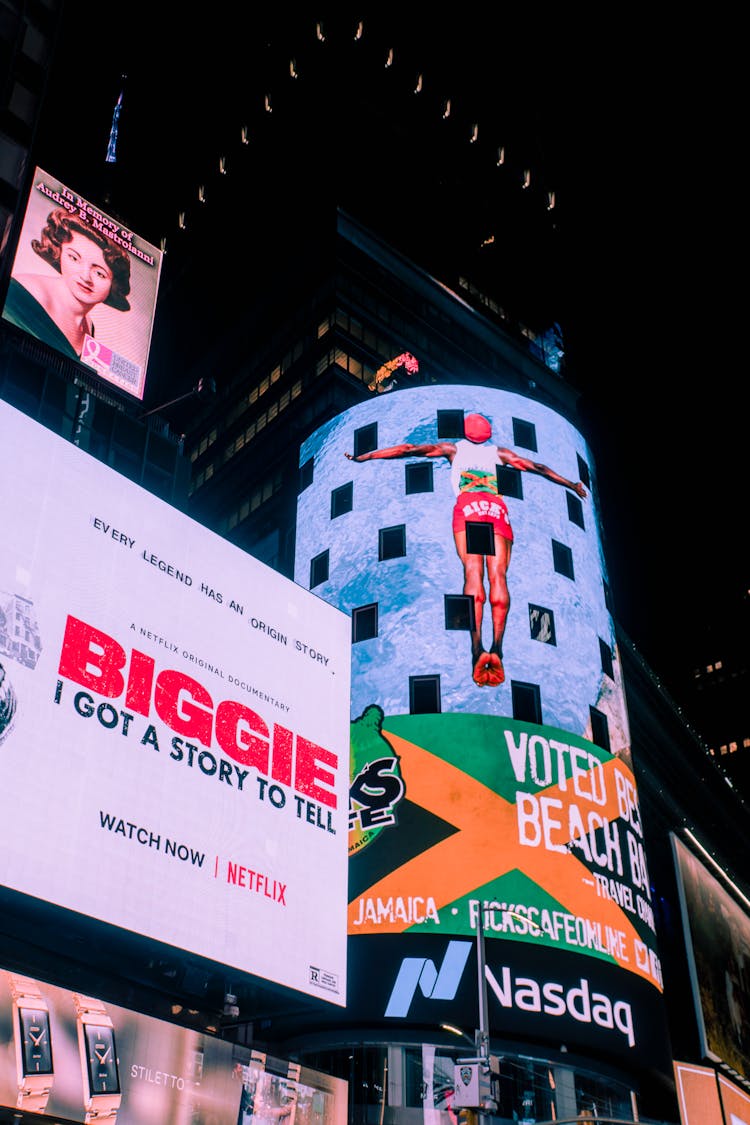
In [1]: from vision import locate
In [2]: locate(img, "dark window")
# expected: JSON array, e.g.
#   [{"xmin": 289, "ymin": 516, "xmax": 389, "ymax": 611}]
[
  {"xmin": 437, "ymin": 409, "xmax": 464, "ymax": 439},
  {"xmin": 310, "ymin": 550, "xmax": 329, "ymax": 588},
  {"xmin": 590, "ymin": 706, "xmax": 611, "ymax": 752},
  {"xmin": 511, "ymin": 681, "xmax": 542, "ymax": 725},
  {"xmin": 552, "ymin": 539, "xmax": 575, "ymax": 579},
  {"xmin": 331, "ymin": 481, "xmax": 353, "ymax": 518},
  {"xmin": 146, "ymin": 431, "xmax": 177, "ymax": 473},
  {"xmin": 409, "ymin": 675, "xmax": 441, "ymax": 714},
  {"xmin": 444, "ymin": 594, "xmax": 474, "ymax": 631},
  {"xmin": 466, "ymin": 521, "xmax": 495, "ymax": 555},
  {"xmin": 576, "ymin": 453, "xmax": 591, "ymax": 488},
  {"xmin": 38, "ymin": 375, "xmax": 76, "ymax": 439},
  {"xmin": 2, "ymin": 355, "xmax": 44, "ymax": 413},
  {"xmin": 599, "ymin": 637, "xmax": 614, "ymax": 679},
  {"xmin": 405, "ymin": 461, "xmax": 433, "ymax": 494},
  {"xmin": 352, "ymin": 603, "xmax": 378, "ymax": 643},
  {"xmin": 88, "ymin": 399, "xmax": 115, "ymax": 461},
  {"xmin": 529, "ymin": 604, "xmax": 556, "ymax": 645},
  {"xmin": 354, "ymin": 423, "xmax": 378, "ymax": 458},
  {"xmin": 379, "ymin": 524, "xmax": 406, "ymax": 560},
  {"xmin": 603, "ymin": 578, "xmax": 614, "ymax": 614},
  {"xmin": 299, "ymin": 456, "xmax": 314, "ymax": 492},
  {"xmin": 497, "ymin": 465, "xmax": 523, "ymax": 499},
  {"xmin": 112, "ymin": 413, "xmax": 146, "ymax": 481},
  {"xmin": 566, "ymin": 492, "xmax": 585, "ymax": 530},
  {"xmin": 512, "ymin": 418, "xmax": 537, "ymax": 451}
]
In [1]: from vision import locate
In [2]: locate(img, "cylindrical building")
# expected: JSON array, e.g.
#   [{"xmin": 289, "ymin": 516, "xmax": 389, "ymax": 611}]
[{"xmin": 290, "ymin": 385, "xmax": 670, "ymax": 1122}]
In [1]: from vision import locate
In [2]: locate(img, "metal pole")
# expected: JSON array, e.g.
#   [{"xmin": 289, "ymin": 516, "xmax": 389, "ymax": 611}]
[{"xmin": 476, "ymin": 904, "xmax": 489, "ymax": 1066}]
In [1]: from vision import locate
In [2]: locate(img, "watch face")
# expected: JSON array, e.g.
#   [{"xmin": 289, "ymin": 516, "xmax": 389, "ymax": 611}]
[
  {"xmin": 18, "ymin": 1007, "xmax": 53, "ymax": 1075},
  {"xmin": 83, "ymin": 1024, "xmax": 120, "ymax": 1094}
]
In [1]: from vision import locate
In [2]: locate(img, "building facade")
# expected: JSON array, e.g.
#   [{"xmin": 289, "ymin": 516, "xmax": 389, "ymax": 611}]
[{"xmin": 0, "ymin": 9, "xmax": 748, "ymax": 1121}]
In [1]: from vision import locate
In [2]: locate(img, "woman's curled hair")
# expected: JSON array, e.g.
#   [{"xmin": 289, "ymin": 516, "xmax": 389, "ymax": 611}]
[{"xmin": 31, "ymin": 207, "xmax": 131, "ymax": 311}]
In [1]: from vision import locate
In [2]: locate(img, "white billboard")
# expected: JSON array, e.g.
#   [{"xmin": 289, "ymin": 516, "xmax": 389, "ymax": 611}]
[{"xmin": 0, "ymin": 400, "xmax": 350, "ymax": 1004}]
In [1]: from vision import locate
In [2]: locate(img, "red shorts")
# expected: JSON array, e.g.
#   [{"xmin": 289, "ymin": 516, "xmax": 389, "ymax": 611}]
[{"xmin": 452, "ymin": 491, "xmax": 513, "ymax": 541}]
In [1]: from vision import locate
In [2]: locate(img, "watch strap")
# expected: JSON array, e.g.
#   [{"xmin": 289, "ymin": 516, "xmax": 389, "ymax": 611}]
[
  {"xmin": 74, "ymin": 993, "xmax": 112, "ymax": 1020},
  {"xmin": 9, "ymin": 974, "xmax": 53, "ymax": 1112},
  {"xmin": 74, "ymin": 993, "xmax": 121, "ymax": 1122},
  {"xmin": 9, "ymin": 973, "xmax": 47, "ymax": 1004}
]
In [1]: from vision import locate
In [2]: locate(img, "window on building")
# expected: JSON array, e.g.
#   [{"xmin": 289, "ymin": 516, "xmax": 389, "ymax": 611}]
[
  {"xmin": 405, "ymin": 461, "xmax": 433, "ymax": 494},
  {"xmin": 331, "ymin": 481, "xmax": 353, "ymax": 518},
  {"xmin": 576, "ymin": 453, "xmax": 591, "ymax": 489},
  {"xmin": 599, "ymin": 638, "xmax": 614, "ymax": 679},
  {"xmin": 529, "ymin": 605, "xmax": 556, "ymax": 645},
  {"xmin": 589, "ymin": 706, "xmax": 611, "ymax": 752},
  {"xmin": 444, "ymin": 594, "xmax": 474, "ymax": 632},
  {"xmin": 409, "ymin": 675, "xmax": 441, "ymax": 714},
  {"xmin": 379, "ymin": 524, "xmax": 406, "ymax": 561},
  {"xmin": 552, "ymin": 539, "xmax": 575, "ymax": 579},
  {"xmin": 603, "ymin": 578, "xmax": 614, "ymax": 614},
  {"xmin": 223, "ymin": 468, "xmax": 284, "ymax": 531},
  {"xmin": 437, "ymin": 409, "xmax": 465, "ymax": 439},
  {"xmin": 112, "ymin": 413, "xmax": 146, "ymax": 482},
  {"xmin": 190, "ymin": 427, "xmax": 218, "ymax": 462},
  {"xmin": 352, "ymin": 603, "xmax": 378, "ymax": 643},
  {"xmin": 299, "ymin": 456, "xmax": 314, "ymax": 492},
  {"xmin": 310, "ymin": 550, "xmax": 329, "ymax": 589},
  {"xmin": 354, "ymin": 423, "xmax": 378, "ymax": 458},
  {"xmin": 466, "ymin": 521, "xmax": 495, "ymax": 555},
  {"xmin": 566, "ymin": 492, "xmax": 585, "ymax": 530},
  {"xmin": 512, "ymin": 418, "xmax": 537, "ymax": 451},
  {"xmin": 511, "ymin": 681, "xmax": 542, "ymax": 725},
  {"xmin": 497, "ymin": 465, "xmax": 523, "ymax": 499}
]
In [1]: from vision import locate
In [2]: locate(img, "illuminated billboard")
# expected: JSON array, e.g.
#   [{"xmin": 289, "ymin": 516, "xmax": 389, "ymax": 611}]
[
  {"xmin": 1, "ymin": 167, "xmax": 163, "ymax": 399},
  {"xmin": 672, "ymin": 833, "xmax": 750, "ymax": 1083},
  {"xmin": 0, "ymin": 400, "xmax": 350, "ymax": 1004},
  {"xmin": 0, "ymin": 967, "xmax": 348, "ymax": 1124},
  {"xmin": 294, "ymin": 387, "xmax": 668, "ymax": 1062},
  {"xmin": 674, "ymin": 1061, "xmax": 750, "ymax": 1125},
  {"xmin": 236, "ymin": 1052, "xmax": 347, "ymax": 1125},
  {"xmin": 0, "ymin": 969, "xmax": 240, "ymax": 1122}
]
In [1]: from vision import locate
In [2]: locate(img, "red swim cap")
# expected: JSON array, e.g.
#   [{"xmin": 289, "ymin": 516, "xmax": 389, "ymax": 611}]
[{"xmin": 464, "ymin": 413, "xmax": 492, "ymax": 443}]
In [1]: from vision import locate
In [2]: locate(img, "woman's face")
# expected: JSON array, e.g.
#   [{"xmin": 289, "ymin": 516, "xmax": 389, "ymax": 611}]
[{"xmin": 59, "ymin": 231, "xmax": 113, "ymax": 306}]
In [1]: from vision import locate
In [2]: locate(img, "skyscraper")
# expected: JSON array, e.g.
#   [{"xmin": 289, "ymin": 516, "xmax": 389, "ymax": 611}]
[{"xmin": 0, "ymin": 10, "xmax": 748, "ymax": 1125}]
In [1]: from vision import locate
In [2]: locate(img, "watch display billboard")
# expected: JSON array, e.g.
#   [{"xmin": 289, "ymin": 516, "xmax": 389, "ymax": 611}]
[
  {"xmin": 0, "ymin": 968, "xmax": 348, "ymax": 1124},
  {"xmin": 293, "ymin": 386, "xmax": 669, "ymax": 1065},
  {"xmin": 672, "ymin": 833, "xmax": 750, "ymax": 1084},
  {"xmin": 1, "ymin": 166, "xmax": 163, "ymax": 400},
  {"xmin": 0, "ymin": 400, "xmax": 350, "ymax": 1005},
  {"xmin": 0, "ymin": 968, "xmax": 239, "ymax": 1123}
]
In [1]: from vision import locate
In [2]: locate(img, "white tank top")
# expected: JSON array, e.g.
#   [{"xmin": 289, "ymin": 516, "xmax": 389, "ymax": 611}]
[{"xmin": 450, "ymin": 439, "xmax": 499, "ymax": 497}]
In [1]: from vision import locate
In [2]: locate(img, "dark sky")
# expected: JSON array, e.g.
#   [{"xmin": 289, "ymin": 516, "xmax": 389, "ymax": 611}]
[{"xmin": 27, "ymin": 6, "xmax": 745, "ymax": 699}]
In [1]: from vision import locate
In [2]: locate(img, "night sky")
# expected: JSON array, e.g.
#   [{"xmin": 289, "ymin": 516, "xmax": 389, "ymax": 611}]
[{"xmin": 24, "ymin": 6, "xmax": 745, "ymax": 705}]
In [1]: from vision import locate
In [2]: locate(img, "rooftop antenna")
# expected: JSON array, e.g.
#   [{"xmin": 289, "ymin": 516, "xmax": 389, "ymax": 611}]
[{"xmin": 106, "ymin": 75, "xmax": 127, "ymax": 164}]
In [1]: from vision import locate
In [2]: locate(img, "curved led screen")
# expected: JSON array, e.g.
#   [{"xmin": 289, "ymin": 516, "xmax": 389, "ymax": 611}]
[{"xmin": 294, "ymin": 386, "xmax": 668, "ymax": 1064}]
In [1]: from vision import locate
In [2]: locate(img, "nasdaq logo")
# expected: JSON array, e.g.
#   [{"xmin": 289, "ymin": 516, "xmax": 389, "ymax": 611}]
[{"xmin": 384, "ymin": 940, "xmax": 472, "ymax": 1017}]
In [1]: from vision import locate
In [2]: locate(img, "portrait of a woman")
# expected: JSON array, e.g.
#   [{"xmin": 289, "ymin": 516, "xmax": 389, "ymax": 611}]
[{"xmin": 4, "ymin": 207, "xmax": 131, "ymax": 360}]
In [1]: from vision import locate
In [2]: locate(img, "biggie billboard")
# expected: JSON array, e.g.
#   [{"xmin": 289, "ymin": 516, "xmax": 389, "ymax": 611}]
[
  {"xmin": 2, "ymin": 167, "xmax": 162, "ymax": 399},
  {"xmin": 294, "ymin": 386, "xmax": 669, "ymax": 1064},
  {"xmin": 0, "ymin": 400, "xmax": 350, "ymax": 1004}
]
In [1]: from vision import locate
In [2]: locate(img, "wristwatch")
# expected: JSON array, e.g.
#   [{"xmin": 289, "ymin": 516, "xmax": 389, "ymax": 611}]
[
  {"xmin": 74, "ymin": 992, "xmax": 122, "ymax": 1122},
  {"xmin": 9, "ymin": 973, "xmax": 54, "ymax": 1112}
]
